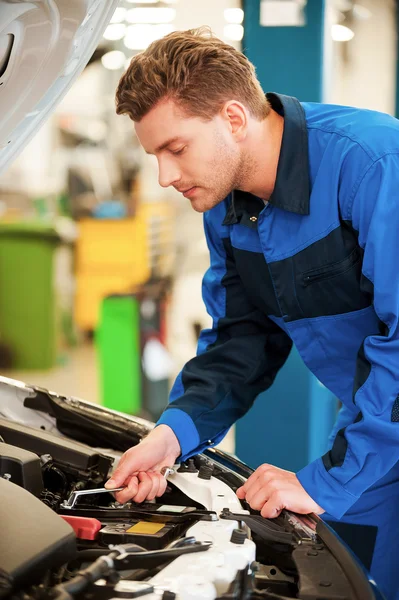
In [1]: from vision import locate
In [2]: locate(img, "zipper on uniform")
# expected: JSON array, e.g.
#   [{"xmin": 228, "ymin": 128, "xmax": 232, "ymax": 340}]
[{"xmin": 303, "ymin": 249, "xmax": 360, "ymax": 286}]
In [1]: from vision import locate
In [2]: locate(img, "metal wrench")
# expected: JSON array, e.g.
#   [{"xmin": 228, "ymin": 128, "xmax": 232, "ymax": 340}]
[
  {"xmin": 61, "ymin": 468, "xmax": 176, "ymax": 509},
  {"xmin": 60, "ymin": 486, "xmax": 125, "ymax": 509}
]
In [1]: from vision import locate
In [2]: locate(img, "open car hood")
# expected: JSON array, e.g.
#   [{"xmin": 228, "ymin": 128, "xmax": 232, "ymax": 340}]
[{"xmin": 0, "ymin": 0, "xmax": 119, "ymax": 175}]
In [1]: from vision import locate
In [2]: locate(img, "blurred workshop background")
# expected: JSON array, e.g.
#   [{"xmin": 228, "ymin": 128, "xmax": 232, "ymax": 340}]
[{"xmin": 0, "ymin": 0, "xmax": 397, "ymax": 468}]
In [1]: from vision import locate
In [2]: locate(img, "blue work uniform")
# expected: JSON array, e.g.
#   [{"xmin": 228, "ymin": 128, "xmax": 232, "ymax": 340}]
[{"xmin": 157, "ymin": 92, "xmax": 399, "ymax": 599}]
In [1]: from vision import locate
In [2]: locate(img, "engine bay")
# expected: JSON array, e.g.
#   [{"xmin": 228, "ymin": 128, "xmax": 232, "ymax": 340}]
[{"xmin": 0, "ymin": 379, "xmax": 376, "ymax": 600}]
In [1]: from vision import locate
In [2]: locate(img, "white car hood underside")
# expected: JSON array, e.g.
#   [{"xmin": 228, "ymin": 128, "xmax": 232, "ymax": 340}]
[{"xmin": 0, "ymin": 0, "xmax": 119, "ymax": 175}]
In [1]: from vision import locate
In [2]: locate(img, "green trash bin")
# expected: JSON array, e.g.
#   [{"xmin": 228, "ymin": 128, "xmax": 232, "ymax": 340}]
[
  {"xmin": 96, "ymin": 294, "xmax": 142, "ymax": 415},
  {"xmin": 0, "ymin": 221, "xmax": 60, "ymax": 370}
]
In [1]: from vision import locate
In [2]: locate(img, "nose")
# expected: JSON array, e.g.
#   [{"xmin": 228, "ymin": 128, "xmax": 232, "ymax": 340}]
[{"xmin": 158, "ymin": 157, "xmax": 181, "ymax": 189}]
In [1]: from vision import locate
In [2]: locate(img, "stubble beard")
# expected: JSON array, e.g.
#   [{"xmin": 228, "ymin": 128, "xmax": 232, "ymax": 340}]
[{"xmin": 192, "ymin": 145, "xmax": 253, "ymax": 213}]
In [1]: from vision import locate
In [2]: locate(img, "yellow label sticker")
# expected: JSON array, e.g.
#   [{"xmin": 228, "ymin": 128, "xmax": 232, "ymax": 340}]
[{"xmin": 126, "ymin": 521, "xmax": 165, "ymax": 535}]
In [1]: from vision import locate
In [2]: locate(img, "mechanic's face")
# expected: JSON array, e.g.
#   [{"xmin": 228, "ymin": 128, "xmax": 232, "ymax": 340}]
[{"xmin": 135, "ymin": 98, "xmax": 250, "ymax": 212}]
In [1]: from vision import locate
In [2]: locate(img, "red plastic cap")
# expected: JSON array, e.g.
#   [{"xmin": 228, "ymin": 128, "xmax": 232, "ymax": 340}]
[{"xmin": 61, "ymin": 515, "xmax": 102, "ymax": 540}]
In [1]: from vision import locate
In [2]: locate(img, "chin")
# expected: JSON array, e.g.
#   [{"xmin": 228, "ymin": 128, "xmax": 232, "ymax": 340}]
[{"xmin": 190, "ymin": 193, "xmax": 226, "ymax": 213}]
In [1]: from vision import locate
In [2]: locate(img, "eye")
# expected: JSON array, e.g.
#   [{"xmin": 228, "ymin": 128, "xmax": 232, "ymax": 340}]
[{"xmin": 171, "ymin": 146, "xmax": 186, "ymax": 156}]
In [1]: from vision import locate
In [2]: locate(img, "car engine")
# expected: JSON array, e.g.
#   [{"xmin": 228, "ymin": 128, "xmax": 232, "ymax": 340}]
[{"xmin": 0, "ymin": 377, "xmax": 377, "ymax": 600}]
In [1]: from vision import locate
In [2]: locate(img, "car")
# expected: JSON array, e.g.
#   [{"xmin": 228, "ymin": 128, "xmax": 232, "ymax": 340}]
[
  {"xmin": 0, "ymin": 2, "xmax": 384, "ymax": 599},
  {"xmin": 0, "ymin": 375, "xmax": 382, "ymax": 600}
]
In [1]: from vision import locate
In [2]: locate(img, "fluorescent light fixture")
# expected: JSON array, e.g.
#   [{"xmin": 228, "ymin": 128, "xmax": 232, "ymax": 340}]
[
  {"xmin": 101, "ymin": 50, "xmax": 127, "ymax": 70},
  {"xmin": 103, "ymin": 23, "xmax": 126, "ymax": 41},
  {"xmin": 110, "ymin": 7, "xmax": 126, "ymax": 23},
  {"xmin": 334, "ymin": 0, "xmax": 352, "ymax": 10},
  {"xmin": 331, "ymin": 23, "xmax": 354, "ymax": 41},
  {"xmin": 260, "ymin": 0, "xmax": 306, "ymax": 27},
  {"xmin": 124, "ymin": 24, "xmax": 174, "ymax": 50},
  {"xmin": 353, "ymin": 4, "xmax": 372, "ymax": 20},
  {"xmin": 125, "ymin": 7, "xmax": 176, "ymax": 24},
  {"xmin": 224, "ymin": 8, "xmax": 244, "ymax": 24},
  {"xmin": 126, "ymin": 0, "xmax": 158, "ymax": 3},
  {"xmin": 223, "ymin": 24, "xmax": 244, "ymax": 41}
]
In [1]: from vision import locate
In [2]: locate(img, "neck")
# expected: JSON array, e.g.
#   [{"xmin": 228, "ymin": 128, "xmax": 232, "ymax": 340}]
[{"xmin": 240, "ymin": 109, "xmax": 284, "ymax": 200}]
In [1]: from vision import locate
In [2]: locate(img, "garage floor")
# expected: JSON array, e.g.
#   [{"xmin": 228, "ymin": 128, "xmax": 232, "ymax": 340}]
[{"xmin": 2, "ymin": 342, "xmax": 99, "ymax": 405}]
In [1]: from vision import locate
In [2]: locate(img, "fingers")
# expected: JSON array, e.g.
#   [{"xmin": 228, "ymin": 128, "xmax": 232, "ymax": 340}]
[
  {"xmin": 237, "ymin": 464, "xmax": 273, "ymax": 497},
  {"xmin": 236, "ymin": 464, "xmax": 289, "ymax": 517},
  {"xmin": 144, "ymin": 471, "xmax": 168, "ymax": 501},
  {"xmin": 156, "ymin": 475, "xmax": 168, "ymax": 499},
  {"xmin": 113, "ymin": 471, "xmax": 166, "ymax": 503},
  {"xmin": 236, "ymin": 486, "xmax": 245, "ymax": 499},
  {"xmin": 133, "ymin": 471, "xmax": 168, "ymax": 503},
  {"xmin": 246, "ymin": 487, "xmax": 271, "ymax": 511},
  {"xmin": 237, "ymin": 465, "xmax": 273, "ymax": 507},
  {"xmin": 260, "ymin": 492, "xmax": 284, "ymax": 519},
  {"xmin": 105, "ymin": 450, "xmax": 135, "ymax": 489},
  {"xmin": 236, "ymin": 465, "xmax": 322, "ymax": 518},
  {"xmin": 130, "ymin": 472, "xmax": 151, "ymax": 503},
  {"xmin": 114, "ymin": 474, "xmax": 139, "ymax": 503}
]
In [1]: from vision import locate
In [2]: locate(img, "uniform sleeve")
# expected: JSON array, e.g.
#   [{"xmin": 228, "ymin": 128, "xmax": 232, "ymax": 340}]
[
  {"xmin": 297, "ymin": 152, "xmax": 399, "ymax": 518},
  {"xmin": 156, "ymin": 211, "xmax": 292, "ymax": 461}
]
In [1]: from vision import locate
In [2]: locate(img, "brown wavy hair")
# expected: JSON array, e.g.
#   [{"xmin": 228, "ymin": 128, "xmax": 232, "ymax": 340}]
[{"xmin": 115, "ymin": 27, "xmax": 270, "ymax": 122}]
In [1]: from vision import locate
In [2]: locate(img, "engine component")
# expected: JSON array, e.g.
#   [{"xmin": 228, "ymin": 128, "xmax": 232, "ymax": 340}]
[
  {"xmin": 220, "ymin": 508, "xmax": 294, "ymax": 545},
  {"xmin": 292, "ymin": 543, "xmax": 354, "ymax": 599},
  {"xmin": 60, "ymin": 516, "xmax": 102, "ymax": 541},
  {"xmin": 0, "ymin": 418, "xmax": 112, "ymax": 477},
  {"xmin": 0, "ymin": 478, "xmax": 76, "ymax": 598},
  {"xmin": 197, "ymin": 465, "xmax": 214, "ymax": 480},
  {"xmin": 53, "ymin": 550, "xmax": 120, "ymax": 600},
  {"xmin": 100, "ymin": 520, "xmax": 186, "ymax": 551},
  {"xmin": 0, "ymin": 443, "xmax": 43, "ymax": 496},
  {"xmin": 177, "ymin": 459, "xmax": 198, "ymax": 474},
  {"xmin": 59, "ymin": 504, "xmax": 218, "ymax": 524},
  {"xmin": 230, "ymin": 529, "xmax": 247, "ymax": 545},
  {"xmin": 114, "ymin": 542, "xmax": 212, "ymax": 570}
]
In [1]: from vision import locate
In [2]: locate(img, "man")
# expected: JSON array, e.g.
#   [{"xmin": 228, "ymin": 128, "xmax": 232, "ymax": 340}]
[{"xmin": 105, "ymin": 27, "xmax": 399, "ymax": 599}]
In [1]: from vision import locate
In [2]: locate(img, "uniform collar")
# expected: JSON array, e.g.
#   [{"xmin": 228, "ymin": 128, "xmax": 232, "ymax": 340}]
[{"xmin": 222, "ymin": 92, "xmax": 310, "ymax": 229}]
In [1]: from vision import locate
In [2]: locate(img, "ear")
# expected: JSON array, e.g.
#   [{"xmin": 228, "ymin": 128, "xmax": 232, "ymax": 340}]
[{"xmin": 221, "ymin": 101, "xmax": 248, "ymax": 141}]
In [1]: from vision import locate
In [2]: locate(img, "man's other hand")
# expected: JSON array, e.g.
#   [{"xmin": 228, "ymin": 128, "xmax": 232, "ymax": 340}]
[
  {"xmin": 236, "ymin": 463, "xmax": 325, "ymax": 518},
  {"xmin": 104, "ymin": 425, "xmax": 181, "ymax": 504}
]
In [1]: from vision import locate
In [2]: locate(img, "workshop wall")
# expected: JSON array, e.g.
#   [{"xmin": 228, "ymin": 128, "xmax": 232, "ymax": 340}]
[{"xmin": 243, "ymin": 0, "xmax": 325, "ymax": 102}]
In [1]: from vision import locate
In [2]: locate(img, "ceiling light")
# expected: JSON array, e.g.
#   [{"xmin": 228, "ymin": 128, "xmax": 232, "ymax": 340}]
[
  {"xmin": 103, "ymin": 23, "xmax": 126, "ymax": 41},
  {"xmin": 110, "ymin": 7, "xmax": 126, "ymax": 23},
  {"xmin": 124, "ymin": 24, "xmax": 174, "ymax": 50},
  {"xmin": 333, "ymin": 0, "xmax": 353, "ymax": 10},
  {"xmin": 126, "ymin": 0, "xmax": 158, "ymax": 3},
  {"xmin": 224, "ymin": 8, "xmax": 244, "ymax": 24},
  {"xmin": 352, "ymin": 4, "xmax": 372, "ymax": 19},
  {"xmin": 223, "ymin": 24, "xmax": 244, "ymax": 42},
  {"xmin": 101, "ymin": 51, "xmax": 127, "ymax": 70},
  {"xmin": 125, "ymin": 7, "xmax": 176, "ymax": 24},
  {"xmin": 331, "ymin": 23, "xmax": 354, "ymax": 41}
]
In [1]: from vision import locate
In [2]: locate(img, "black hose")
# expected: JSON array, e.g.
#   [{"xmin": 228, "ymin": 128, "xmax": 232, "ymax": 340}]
[
  {"xmin": 76, "ymin": 544, "xmax": 145, "ymax": 562},
  {"xmin": 53, "ymin": 551, "xmax": 119, "ymax": 600},
  {"xmin": 49, "ymin": 465, "xmax": 69, "ymax": 494}
]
